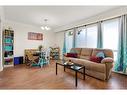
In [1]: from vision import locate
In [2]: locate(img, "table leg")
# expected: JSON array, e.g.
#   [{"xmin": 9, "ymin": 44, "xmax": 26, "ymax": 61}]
[
  {"xmin": 83, "ymin": 67, "xmax": 85, "ymax": 80},
  {"xmin": 64, "ymin": 66, "xmax": 65, "ymax": 72},
  {"xmin": 75, "ymin": 71, "xmax": 77, "ymax": 87},
  {"xmin": 56, "ymin": 63, "xmax": 57, "ymax": 75}
]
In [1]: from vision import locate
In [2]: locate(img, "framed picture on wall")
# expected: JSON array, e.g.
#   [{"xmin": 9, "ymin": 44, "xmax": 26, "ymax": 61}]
[{"xmin": 28, "ymin": 32, "xmax": 43, "ymax": 40}]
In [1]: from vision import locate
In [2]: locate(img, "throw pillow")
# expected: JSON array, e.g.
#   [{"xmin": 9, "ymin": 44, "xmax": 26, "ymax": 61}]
[
  {"xmin": 90, "ymin": 56, "xmax": 103, "ymax": 63},
  {"xmin": 66, "ymin": 53, "xmax": 78, "ymax": 58},
  {"xmin": 96, "ymin": 51, "xmax": 105, "ymax": 58}
]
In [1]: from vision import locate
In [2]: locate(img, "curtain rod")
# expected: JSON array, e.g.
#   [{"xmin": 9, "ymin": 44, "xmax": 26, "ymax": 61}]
[{"xmin": 61, "ymin": 15, "xmax": 121, "ymax": 32}]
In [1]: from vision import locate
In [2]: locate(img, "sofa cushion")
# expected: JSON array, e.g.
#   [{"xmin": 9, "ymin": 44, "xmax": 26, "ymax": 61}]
[
  {"xmin": 70, "ymin": 48, "xmax": 82, "ymax": 57},
  {"xmin": 92, "ymin": 49, "xmax": 104, "ymax": 56},
  {"xmin": 80, "ymin": 48, "xmax": 93, "ymax": 56},
  {"xmin": 79, "ymin": 48, "xmax": 93, "ymax": 60},
  {"xmin": 92, "ymin": 48, "xmax": 113, "ymax": 58},
  {"xmin": 103, "ymin": 49, "xmax": 114, "ymax": 58}
]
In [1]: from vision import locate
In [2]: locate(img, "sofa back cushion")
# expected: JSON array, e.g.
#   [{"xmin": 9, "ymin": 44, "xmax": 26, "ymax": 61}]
[
  {"xmin": 79, "ymin": 48, "xmax": 93, "ymax": 60},
  {"xmin": 70, "ymin": 48, "xmax": 82, "ymax": 57},
  {"xmin": 92, "ymin": 48, "xmax": 113, "ymax": 58}
]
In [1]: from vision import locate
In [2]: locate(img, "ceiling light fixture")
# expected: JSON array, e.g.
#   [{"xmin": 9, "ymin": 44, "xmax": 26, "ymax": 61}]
[{"xmin": 41, "ymin": 19, "xmax": 51, "ymax": 31}]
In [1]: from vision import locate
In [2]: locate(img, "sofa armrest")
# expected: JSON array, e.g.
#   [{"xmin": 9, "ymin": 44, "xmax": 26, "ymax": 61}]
[
  {"xmin": 101, "ymin": 57, "xmax": 114, "ymax": 80},
  {"xmin": 101, "ymin": 57, "xmax": 114, "ymax": 64}
]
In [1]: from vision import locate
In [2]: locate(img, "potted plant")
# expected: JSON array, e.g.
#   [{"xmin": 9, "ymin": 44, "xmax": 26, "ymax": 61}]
[{"xmin": 38, "ymin": 45, "xmax": 43, "ymax": 51}]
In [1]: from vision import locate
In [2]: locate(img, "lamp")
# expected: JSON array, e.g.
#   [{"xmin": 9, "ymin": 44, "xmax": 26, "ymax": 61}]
[{"xmin": 41, "ymin": 19, "xmax": 51, "ymax": 30}]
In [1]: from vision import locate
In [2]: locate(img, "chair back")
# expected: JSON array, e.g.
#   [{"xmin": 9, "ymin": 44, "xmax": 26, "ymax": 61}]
[{"xmin": 40, "ymin": 48, "xmax": 51, "ymax": 64}]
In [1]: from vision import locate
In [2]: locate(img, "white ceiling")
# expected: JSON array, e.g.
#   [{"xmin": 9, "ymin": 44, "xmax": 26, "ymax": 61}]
[{"xmin": 4, "ymin": 6, "xmax": 118, "ymax": 30}]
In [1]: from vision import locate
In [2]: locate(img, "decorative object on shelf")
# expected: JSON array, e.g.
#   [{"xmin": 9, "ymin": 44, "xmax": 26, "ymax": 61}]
[
  {"xmin": 28, "ymin": 32, "xmax": 43, "ymax": 40},
  {"xmin": 3, "ymin": 29, "xmax": 14, "ymax": 67},
  {"xmin": 50, "ymin": 47, "xmax": 60, "ymax": 60},
  {"xmin": 41, "ymin": 19, "xmax": 51, "ymax": 31}
]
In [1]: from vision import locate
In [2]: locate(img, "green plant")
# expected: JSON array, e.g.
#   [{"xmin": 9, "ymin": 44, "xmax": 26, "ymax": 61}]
[{"xmin": 38, "ymin": 45, "xmax": 43, "ymax": 51}]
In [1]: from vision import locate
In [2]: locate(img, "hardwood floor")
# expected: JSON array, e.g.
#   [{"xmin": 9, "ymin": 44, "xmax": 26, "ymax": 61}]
[{"xmin": 0, "ymin": 60, "xmax": 127, "ymax": 89}]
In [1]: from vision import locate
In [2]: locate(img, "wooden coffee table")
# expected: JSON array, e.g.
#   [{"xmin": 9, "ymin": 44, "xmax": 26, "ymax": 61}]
[{"xmin": 56, "ymin": 60, "xmax": 85, "ymax": 87}]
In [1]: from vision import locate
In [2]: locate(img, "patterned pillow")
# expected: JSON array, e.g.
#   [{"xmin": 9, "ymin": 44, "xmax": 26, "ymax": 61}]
[
  {"xmin": 90, "ymin": 56, "xmax": 103, "ymax": 63},
  {"xmin": 66, "ymin": 53, "xmax": 78, "ymax": 58}
]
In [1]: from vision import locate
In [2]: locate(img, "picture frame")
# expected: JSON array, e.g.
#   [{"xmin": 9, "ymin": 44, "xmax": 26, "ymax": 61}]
[{"xmin": 28, "ymin": 32, "xmax": 43, "ymax": 40}]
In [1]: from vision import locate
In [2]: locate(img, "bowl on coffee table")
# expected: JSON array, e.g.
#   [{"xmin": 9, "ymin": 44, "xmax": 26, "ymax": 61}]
[{"xmin": 64, "ymin": 61, "xmax": 74, "ymax": 66}]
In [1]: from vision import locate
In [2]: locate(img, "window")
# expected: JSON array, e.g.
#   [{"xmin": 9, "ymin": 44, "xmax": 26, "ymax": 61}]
[
  {"xmin": 64, "ymin": 18, "xmax": 120, "ymax": 62},
  {"xmin": 102, "ymin": 18, "xmax": 120, "ymax": 61},
  {"xmin": 75, "ymin": 24, "xmax": 98, "ymax": 48},
  {"xmin": 86, "ymin": 24, "xmax": 98, "ymax": 48},
  {"xmin": 65, "ymin": 29, "xmax": 74, "ymax": 53},
  {"xmin": 75, "ymin": 27, "xmax": 86, "ymax": 48}
]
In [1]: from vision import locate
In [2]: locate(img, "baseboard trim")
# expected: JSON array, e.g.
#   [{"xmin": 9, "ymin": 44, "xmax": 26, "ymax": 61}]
[
  {"xmin": 0, "ymin": 69, "xmax": 3, "ymax": 72},
  {"xmin": 0, "ymin": 67, "xmax": 3, "ymax": 72}
]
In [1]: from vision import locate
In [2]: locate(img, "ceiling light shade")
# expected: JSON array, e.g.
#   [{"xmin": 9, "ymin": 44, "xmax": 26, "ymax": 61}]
[
  {"xmin": 41, "ymin": 26, "xmax": 45, "ymax": 30},
  {"xmin": 41, "ymin": 19, "xmax": 51, "ymax": 31},
  {"xmin": 45, "ymin": 26, "xmax": 51, "ymax": 30},
  {"xmin": 41, "ymin": 26, "xmax": 51, "ymax": 30}
]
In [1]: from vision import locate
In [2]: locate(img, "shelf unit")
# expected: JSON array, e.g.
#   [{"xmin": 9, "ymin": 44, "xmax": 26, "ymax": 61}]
[
  {"xmin": 3, "ymin": 29, "xmax": 14, "ymax": 67},
  {"xmin": 50, "ymin": 47, "xmax": 60, "ymax": 60}
]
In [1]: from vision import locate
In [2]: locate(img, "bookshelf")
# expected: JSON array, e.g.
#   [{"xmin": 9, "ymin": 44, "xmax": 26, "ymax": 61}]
[
  {"xmin": 3, "ymin": 29, "xmax": 14, "ymax": 67},
  {"xmin": 50, "ymin": 47, "xmax": 60, "ymax": 60}
]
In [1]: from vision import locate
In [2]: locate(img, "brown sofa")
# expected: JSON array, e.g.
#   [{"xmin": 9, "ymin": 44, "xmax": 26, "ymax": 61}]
[{"xmin": 63, "ymin": 48, "xmax": 114, "ymax": 80}]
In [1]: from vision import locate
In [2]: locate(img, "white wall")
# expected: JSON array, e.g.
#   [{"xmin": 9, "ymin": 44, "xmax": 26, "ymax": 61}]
[
  {"xmin": 0, "ymin": 6, "xmax": 4, "ymax": 71},
  {"xmin": 4, "ymin": 20, "xmax": 56, "ymax": 57},
  {"xmin": 55, "ymin": 6, "xmax": 127, "ymax": 59},
  {"xmin": 55, "ymin": 31, "xmax": 64, "ymax": 59}
]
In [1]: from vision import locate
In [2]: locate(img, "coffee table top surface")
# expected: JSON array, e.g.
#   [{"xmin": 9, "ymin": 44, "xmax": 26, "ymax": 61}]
[{"xmin": 56, "ymin": 60, "xmax": 85, "ymax": 71}]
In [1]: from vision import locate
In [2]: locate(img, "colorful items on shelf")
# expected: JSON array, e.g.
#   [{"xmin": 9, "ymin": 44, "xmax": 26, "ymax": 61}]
[
  {"xmin": 4, "ymin": 46, "xmax": 13, "ymax": 51},
  {"xmin": 4, "ymin": 51, "xmax": 13, "ymax": 57},
  {"xmin": 4, "ymin": 38, "xmax": 13, "ymax": 43},
  {"xmin": 3, "ymin": 29, "xmax": 14, "ymax": 67}
]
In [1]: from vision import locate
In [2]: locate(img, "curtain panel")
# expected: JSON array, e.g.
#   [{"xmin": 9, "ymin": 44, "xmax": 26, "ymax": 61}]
[
  {"xmin": 73, "ymin": 28, "xmax": 76, "ymax": 48},
  {"xmin": 62, "ymin": 32, "xmax": 66, "ymax": 54},
  {"xmin": 115, "ymin": 15, "xmax": 127, "ymax": 73},
  {"xmin": 97, "ymin": 21, "xmax": 103, "ymax": 48}
]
